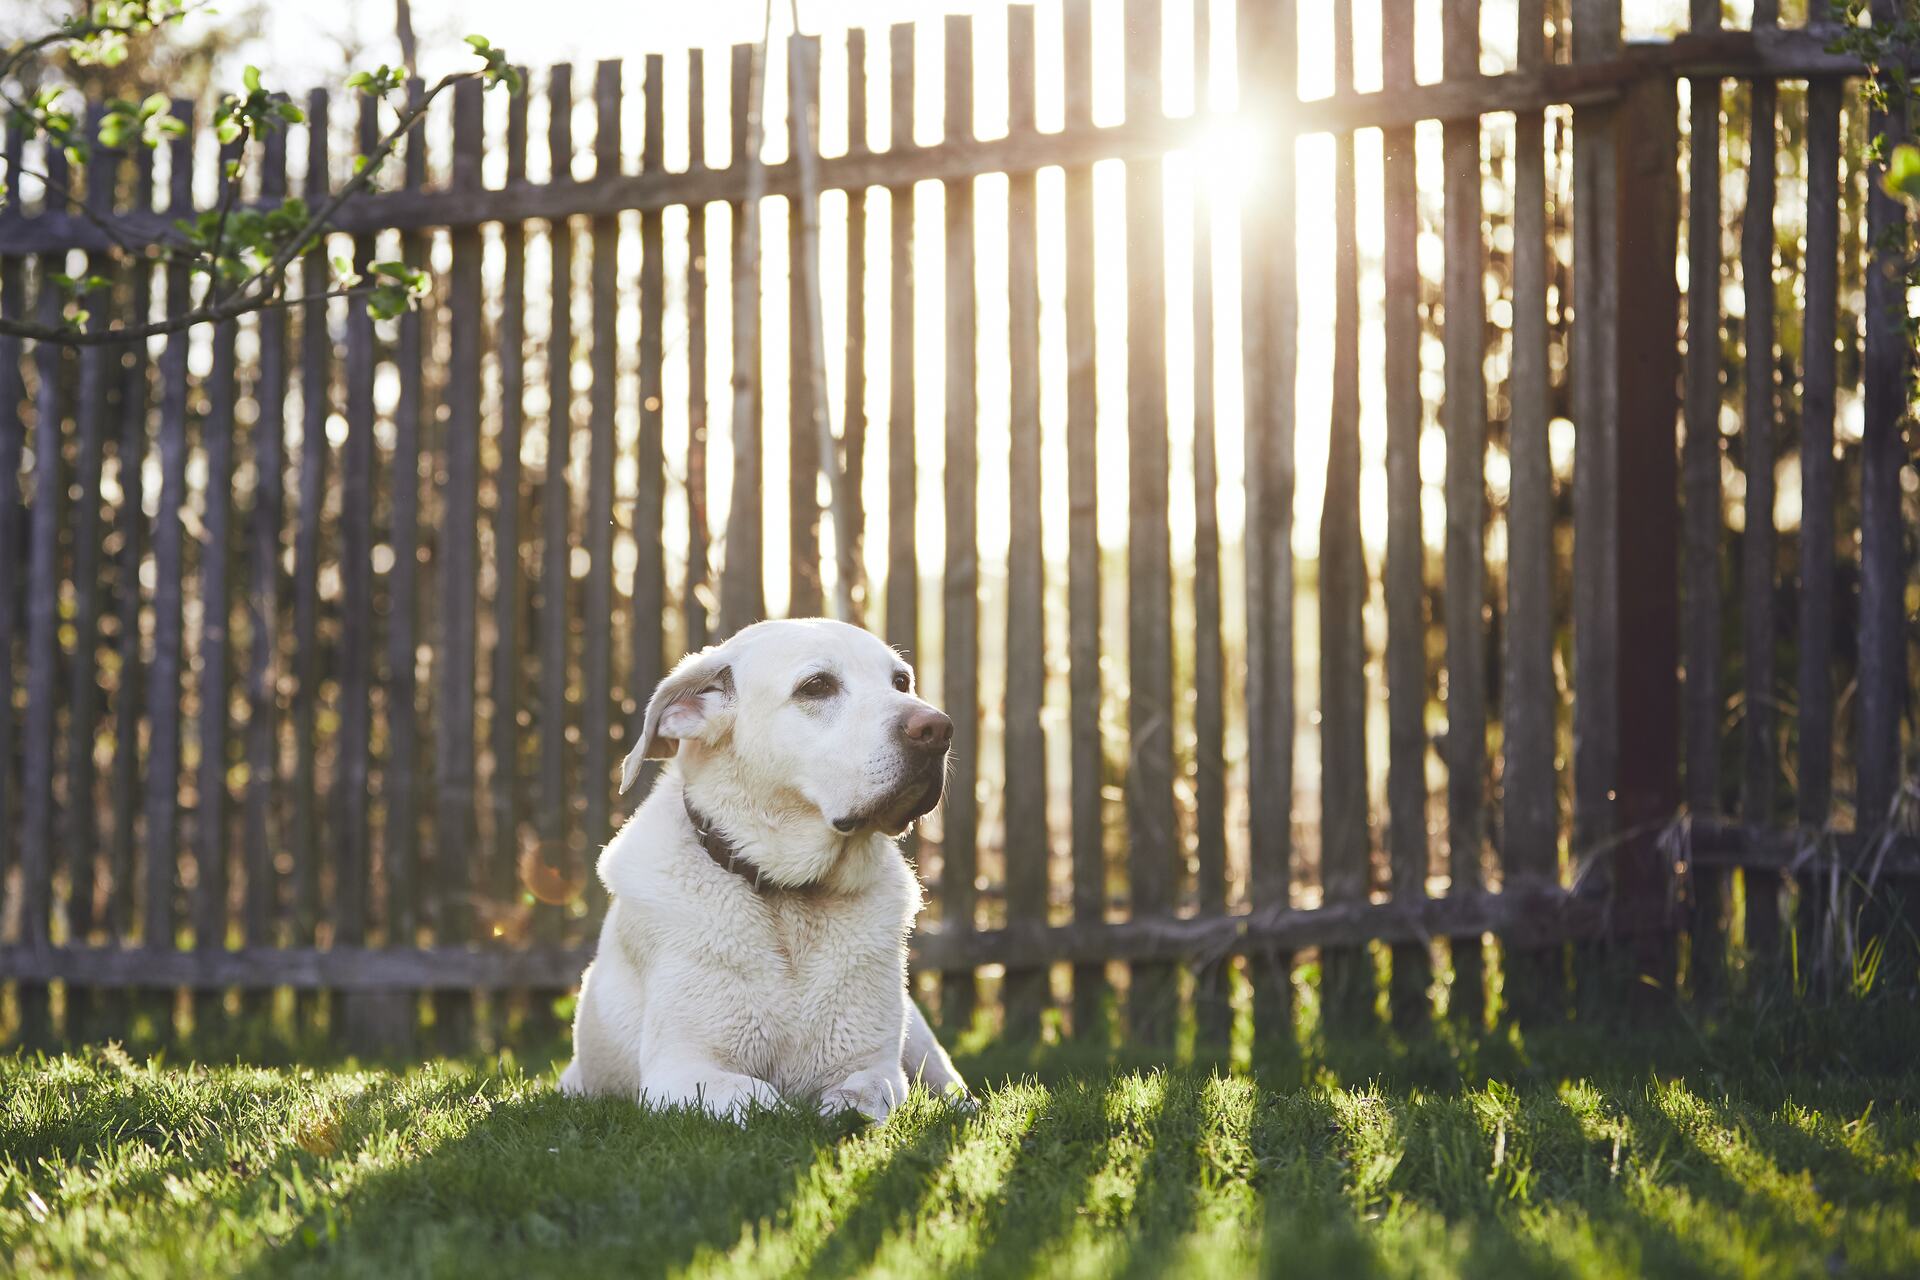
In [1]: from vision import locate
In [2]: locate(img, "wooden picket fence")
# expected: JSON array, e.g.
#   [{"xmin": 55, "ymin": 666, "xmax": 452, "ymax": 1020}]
[{"xmin": 1, "ymin": 0, "xmax": 1916, "ymax": 1051}]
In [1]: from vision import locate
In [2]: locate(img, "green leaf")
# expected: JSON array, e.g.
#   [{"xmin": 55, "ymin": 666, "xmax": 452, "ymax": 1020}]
[
  {"xmin": 215, "ymin": 116, "xmax": 243, "ymax": 145},
  {"xmin": 276, "ymin": 102, "xmax": 306, "ymax": 124},
  {"xmin": 466, "ymin": 34, "xmax": 491, "ymax": 51},
  {"xmin": 1884, "ymin": 143, "xmax": 1920, "ymax": 203}
]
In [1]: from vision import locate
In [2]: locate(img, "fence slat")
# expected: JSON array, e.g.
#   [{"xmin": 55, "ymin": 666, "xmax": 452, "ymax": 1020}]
[
  {"xmin": 1380, "ymin": 0, "xmax": 1431, "ymax": 1029},
  {"xmin": 243, "ymin": 123, "xmax": 286, "ymax": 961},
  {"xmin": 537, "ymin": 66, "xmax": 573, "ymax": 947},
  {"xmin": 336, "ymin": 101, "xmax": 377, "ymax": 958},
  {"xmin": 1681, "ymin": 2, "xmax": 1725, "ymax": 992},
  {"xmin": 196, "ymin": 308, "xmax": 239, "ymax": 989},
  {"xmin": 1190, "ymin": 0, "xmax": 1228, "ymax": 1046},
  {"xmin": 537, "ymin": 70, "xmax": 572, "ymax": 951},
  {"xmin": 0, "ymin": 125, "xmax": 25, "ymax": 979},
  {"xmin": 885, "ymin": 25, "xmax": 919, "ymax": 873},
  {"xmin": 21, "ymin": 146, "xmax": 69, "ymax": 981},
  {"xmin": 1002, "ymin": 2, "xmax": 1048, "ymax": 1042},
  {"xmin": 387, "ymin": 78, "xmax": 428, "ymax": 946},
  {"xmin": 145, "ymin": 113, "xmax": 195, "ymax": 980},
  {"xmin": 436, "ymin": 77, "xmax": 486, "ymax": 1043},
  {"xmin": 107, "ymin": 135, "xmax": 152, "ymax": 945},
  {"xmin": 492, "ymin": 75, "xmax": 529, "ymax": 905},
  {"xmin": 1062, "ymin": 0, "xmax": 1105, "ymax": 1039},
  {"xmin": 67, "ymin": 119, "xmax": 117, "ymax": 972},
  {"xmin": 1570, "ymin": 0, "xmax": 1621, "ymax": 892},
  {"xmin": 1441, "ymin": 0, "xmax": 1489, "ymax": 1027},
  {"xmin": 1319, "ymin": 0, "xmax": 1371, "ymax": 1032},
  {"xmin": 1502, "ymin": 0, "xmax": 1562, "ymax": 1021},
  {"xmin": 291, "ymin": 92, "xmax": 329, "ymax": 954},
  {"xmin": 1740, "ymin": 68, "xmax": 1780, "ymax": 962},
  {"xmin": 685, "ymin": 50, "xmax": 712, "ymax": 652},
  {"xmin": 1122, "ymin": 0, "xmax": 1177, "ymax": 1045},
  {"xmin": 788, "ymin": 36, "xmax": 824, "ymax": 619},
  {"xmin": 1859, "ymin": 0, "xmax": 1908, "ymax": 833},
  {"xmin": 842, "ymin": 29, "xmax": 870, "ymax": 626},
  {"xmin": 1798, "ymin": 80, "xmax": 1839, "ymax": 832},
  {"xmin": 941, "ymin": 13, "xmax": 980, "ymax": 1032},
  {"xmin": 885, "ymin": 23, "xmax": 917, "ymax": 673},
  {"xmin": 631, "ymin": 52, "xmax": 668, "ymax": 798},
  {"xmin": 721, "ymin": 42, "xmax": 768, "ymax": 636},
  {"xmin": 582, "ymin": 62, "xmax": 617, "ymax": 890}
]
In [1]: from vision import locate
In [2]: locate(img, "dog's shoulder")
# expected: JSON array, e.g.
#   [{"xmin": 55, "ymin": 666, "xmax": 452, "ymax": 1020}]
[{"xmin": 595, "ymin": 787, "xmax": 696, "ymax": 908}]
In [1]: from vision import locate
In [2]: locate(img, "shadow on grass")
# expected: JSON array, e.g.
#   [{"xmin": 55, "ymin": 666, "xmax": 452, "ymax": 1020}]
[{"xmin": 239, "ymin": 1089, "xmax": 829, "ymax": 1279}]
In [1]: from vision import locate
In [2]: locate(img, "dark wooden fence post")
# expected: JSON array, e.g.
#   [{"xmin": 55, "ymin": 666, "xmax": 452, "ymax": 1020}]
[{"xmin": 1607, "ymin": 68, "xmax": 1682, "ymax": 994}]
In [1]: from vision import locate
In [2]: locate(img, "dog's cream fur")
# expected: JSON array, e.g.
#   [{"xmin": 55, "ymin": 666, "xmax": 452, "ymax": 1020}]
[{"xmin": 560, "ymin": 619, "xmax": 968, "ymax": 1121}]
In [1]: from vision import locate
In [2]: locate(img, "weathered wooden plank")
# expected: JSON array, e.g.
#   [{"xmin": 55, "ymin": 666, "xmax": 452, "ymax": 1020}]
[
  {"xmin": 1061, "ymin": 0, "xmax": 1106, "ymax": 1039},
  {"xmin": 436, "ymin": 77, "xmax": 486, "ymax": 1042},
  {"xmin": 1609, "ymin": 73, "xmax": 1683, "ymax": 995},
  {"xmin": 19, "ymin": 145, "xmax": 68, "ymax": 967},
  {"xmin": 884, "ymin": 25, "xmax": 919, "ymax": 874},
  {"xmin": 386, "ymin": 77, "xmax": 428, "ymax": 944},
  {"xmin": 841, "ymin": 27, "xmax": 870, "ymax": 628},
  {"xmin": 107, "ymin": 139, "xmax": 155, "ymax": 951},
  {"xmin": 242, "ymin": 122, "xmax": 286, "ymax": 956},
  {"xmin": 0, "ymin": 886, "xmax": 1654, "ymax": 992},
  {"xmin": 884, "ymin": 23, "xmax": 918, "ymax": 667},
  {"xmin": 1001, "ymin": 3, "xmax": 1048, "ymax": 1041},
  {"xmin": 1797, "ymin": 78, "xmax": 1841, "ymax": 945},
  {"xmin": 0, "ymin": 125, "xmax": 26, "ymax": 961},
  {"xmin": 536, "ymin": 66, "xmax": 574, "ymax": 947},
  {"xmin": 14, "ymin": 156, "xmax": 60, "ymax": 1043},
  {"xmin": 1681, "ymin": 7, "xmax": 1726, "ymax": 991},
  {"xmin": 1320, "ymin": 0, "xmax": 1372, "ymax": 1031},
  {"xmin": 290, "ymin": 91, "xmax": 329, "ymax": 948},
  {"xmin": 196, "ymin": 307, "xmax": 239, "ymax": 962},
  {"xmin": 787, "ymin": 35, "xmax": 825, "ymax": 620},
  {"xmin": 721, "ymin": 41, "xmax": 767, "ymax": 635},
  {"xmin": 941, "ymin": 12, "xmax": 980, "ymax": 1032},
  {"xmin": 582, "ymin": 62, "xmax": 618, "ymax": 862},
  {"xmin": 1570, "ymin": 0, "xmax": 1621, "ymax": 877},
  {"xmin": 1122, "ymin": 0, "xmax": 1177, "ymax": 1045},
  {"xmin": 492, "ymin": 74, "xmax": 529, "ymax": 898},
  {"xmin": 1740, "ymin": 70, "xmax": 1780, "ymax": 961},
  {"xmin": 1681, "ymin": 818, "xmax": 1920, "ymax": 877},
  {"xmin": 1381, "ymin": 0, "xmax": 1431, "ymax": 1030},
  {"xmin": 1190, "ymin": 0, "xmax": 1229, "ymax": 1047},
  {"xmin": 1857, "ymin": 0, "xmax": 1905, "ymax": 838},
  {"xmin": 1440, "ymin": 0, "xmax": 1489, "ymax": 1028},
  {"xmin": 1502, "ymin": 0, "xmax": 1562, "ymax": 1022},
  {"xmin": 685, "ymin": 49, "xmax": 712, "ymax": 652},
  {"xmin": 145, "ymin": 109, "xmax": 196, "ymax": 962},
  {"xmin": 66, "ymin": 117, "xmax": 118, "ymax": 961},
  {"xmin": 1240, "ymin": 0, "xmax": 1298, "ymax": 1041},
  {"xmin": 335, "ymin": 98, "xmax": 378, "ymax": 954},
  {"xmin": 631, "ymin": 53, "xmax": 668, "ymax": 802}
]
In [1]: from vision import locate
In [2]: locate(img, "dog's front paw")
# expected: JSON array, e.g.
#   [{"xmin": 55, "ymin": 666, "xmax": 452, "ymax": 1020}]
[{"xmin": 818, "ymin": 1066, "xmax": 909, "ymax": 1123}]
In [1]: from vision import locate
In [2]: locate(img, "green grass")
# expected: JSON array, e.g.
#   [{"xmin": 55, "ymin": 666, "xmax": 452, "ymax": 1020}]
[{"xmin": 5, "ymin": 1003, "xmax": 1920, "ymax": 1278}]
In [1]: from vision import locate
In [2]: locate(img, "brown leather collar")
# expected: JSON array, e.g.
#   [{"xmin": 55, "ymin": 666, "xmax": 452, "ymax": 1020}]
[{"xmin": 684, "ymin": 793, "xmax": 815, "ymax": 896}]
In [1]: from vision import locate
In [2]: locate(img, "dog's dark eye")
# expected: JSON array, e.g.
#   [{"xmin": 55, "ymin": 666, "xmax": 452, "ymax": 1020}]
[
  {"xmin": 892, "ymin": 671, "xmax": 911, "ymax": 693},
  {"xmin": 795, "ymin": 673, "xmax": 837, "ymax": 699}
]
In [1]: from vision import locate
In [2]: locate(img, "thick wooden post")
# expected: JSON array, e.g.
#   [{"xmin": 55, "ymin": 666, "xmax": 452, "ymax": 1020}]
[{"xmin": 1606, "ymin": 70, "xmax": 1681, "ymax": 993}]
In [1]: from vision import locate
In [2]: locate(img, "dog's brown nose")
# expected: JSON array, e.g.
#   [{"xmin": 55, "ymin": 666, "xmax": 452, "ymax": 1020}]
[{"xmin": 900, "ymin": 706, "xmax": 953, "ymax": 754}]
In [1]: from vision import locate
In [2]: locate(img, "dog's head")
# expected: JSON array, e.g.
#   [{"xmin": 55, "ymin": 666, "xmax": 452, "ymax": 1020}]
[{"xmin": 620, "ymin": 619, "xmax": 950, "ymax": 837}]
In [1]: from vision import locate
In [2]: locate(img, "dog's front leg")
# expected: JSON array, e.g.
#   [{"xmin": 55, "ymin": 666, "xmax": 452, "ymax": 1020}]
[
  {"xmin": 818, "ymin": 1062, "xmax": 911, "ymax": 1123},
  {"xmin": 639, "ymin": 1054, "xmax": 782, "ymax": 1122}
]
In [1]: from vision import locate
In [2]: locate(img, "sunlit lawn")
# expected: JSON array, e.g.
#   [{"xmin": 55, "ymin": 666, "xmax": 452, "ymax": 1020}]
[{"xmin": 5, "ymin": 1000, "xmax": 1920, "ymax": 1278}]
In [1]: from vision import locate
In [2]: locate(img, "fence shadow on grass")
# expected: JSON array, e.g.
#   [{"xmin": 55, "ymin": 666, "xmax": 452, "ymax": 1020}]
[{"xmin": 236, "ymin": 1089, "xmax": 826, "ymax": 1279}]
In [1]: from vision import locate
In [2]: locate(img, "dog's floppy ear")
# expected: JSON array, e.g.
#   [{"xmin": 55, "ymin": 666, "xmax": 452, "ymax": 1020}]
[{"xmin": 621, "ymin": 647, "xmax": 735, "ymax": 792}]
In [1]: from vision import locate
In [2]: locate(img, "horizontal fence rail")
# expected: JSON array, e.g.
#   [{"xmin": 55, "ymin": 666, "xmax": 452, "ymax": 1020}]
[{"xmin": 1, "ymin": 1, "xmax": 1915, "ymax": 1050}]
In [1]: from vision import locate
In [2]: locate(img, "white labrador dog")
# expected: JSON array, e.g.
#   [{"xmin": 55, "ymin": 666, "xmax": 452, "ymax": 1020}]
[{"xmin": 559, "ymin": 618, "xmax": 969, "ymax": 1121}]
